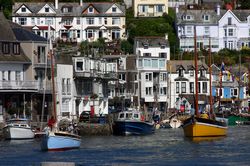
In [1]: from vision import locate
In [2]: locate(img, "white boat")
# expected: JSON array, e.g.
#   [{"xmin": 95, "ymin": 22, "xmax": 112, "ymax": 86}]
[
  {"xmin": 169, "ymin": 117, "xmax": 182, "ymax": 129},
  {"xmin": 3, "ymin": 118, "xmax": 35, "ymax": 140}
]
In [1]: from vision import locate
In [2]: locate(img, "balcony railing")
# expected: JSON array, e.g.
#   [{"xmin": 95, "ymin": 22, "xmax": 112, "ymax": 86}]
[
  {"xmin": 0, "ymin": 81, "xmax": 39, "ymax": 91},
  {"xmin": 103, "ymin": 72, "xmax": 117, "ymax": 80},
  {"xmin": 0, "ymin": 80, "xmax": 52, "ymax": 92}
]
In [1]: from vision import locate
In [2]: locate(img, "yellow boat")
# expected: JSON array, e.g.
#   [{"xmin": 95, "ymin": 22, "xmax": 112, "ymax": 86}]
[
  {"xmin": 183, "ymin": 116, "xmax": 227, "ymax": 137},
  {"xmin": 182, "ymin": 28, "xmax": 228, "ymax": 138}
]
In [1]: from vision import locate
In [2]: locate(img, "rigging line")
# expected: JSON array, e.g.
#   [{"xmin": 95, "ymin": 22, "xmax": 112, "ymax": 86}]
[{"xmin": 40, "ymin": 28, "xmax": 49, "ymax": 131}]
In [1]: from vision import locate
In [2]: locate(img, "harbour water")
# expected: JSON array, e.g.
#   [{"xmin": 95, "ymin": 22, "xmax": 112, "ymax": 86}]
[{"xmin": 0, "ymin": 126, "xmax": 250, "ymax": 166}]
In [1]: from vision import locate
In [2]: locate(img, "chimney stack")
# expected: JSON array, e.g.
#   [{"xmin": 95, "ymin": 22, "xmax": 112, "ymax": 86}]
[
  {"xmin": 80, "ymin": 0, "xmax": 83, "ymax": 6},
  {"xmin": 175, "ymin": 4, "xmax": 179, "ymax": 14},
  {"xmin": 55, "ymin": 0, "xmax": 58, "ymax": 10},
  {"xmin": 216, "ymin": 4, "xmax": 220, "ymax": 16}
]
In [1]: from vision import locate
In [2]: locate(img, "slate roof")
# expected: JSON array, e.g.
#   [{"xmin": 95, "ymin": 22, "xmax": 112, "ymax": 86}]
[
  {"xmin": 0, "ymin": 12, "xmax": 16, "ymax": 41},
  {"xmin": 11, "ymin": 26, "xmax": 47, "ymax": 42},
  {"xmin": 232, "ymin": 10, "xmax": 250, "ymax": 22},
  {"xmin": 176, "ymin": 9, "xmax": 227, "ymax": 25},
  {"xmin": 0, "ymin": 12, "xmax": 31, "ymax": 63},
  {"xmin": 12, "ymin": 2, "xmax": 125, "ymax": 17},
  {"xmin": 134, "ymin": 36, "xmax": 169, "ymax": 48},
  {"xmin": 167, "ymin": 60, "xmax": 209, "ymax": 73},
  {"xmin": 176, "ymin": 8, "xmax": 250, "ymax": 25}
]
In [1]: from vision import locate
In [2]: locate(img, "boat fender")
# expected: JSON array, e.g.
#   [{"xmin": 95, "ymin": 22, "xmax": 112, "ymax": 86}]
[{"xmin": 141, "ymin": 115, "xmax": 145, "ymax": 122}]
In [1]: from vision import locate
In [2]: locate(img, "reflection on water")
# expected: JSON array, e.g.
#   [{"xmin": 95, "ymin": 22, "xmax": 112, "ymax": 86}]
[
  {"xmin": 186, "ymin": 136, "xmax": 226, "ymax": 143},
  {"xmin": 0, "ymin": 126, "xmax": 250, "ymax": 165}
]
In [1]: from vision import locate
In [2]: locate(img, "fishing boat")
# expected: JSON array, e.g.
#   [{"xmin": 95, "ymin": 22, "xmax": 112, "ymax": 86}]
[
  {"xmin": 182, "ymin": 29, "xmax": 228, "ymax": 137},
  {"xmin": 40, "ymin": 26, "xmax": 81, "ymax": 151},
  {"xmin": 3, "ymin": 118, "xmax": 35, "ymax": 140},
  {"xmin": 113, "ymin": 108, "xmax": 155, "ymax": 136}
]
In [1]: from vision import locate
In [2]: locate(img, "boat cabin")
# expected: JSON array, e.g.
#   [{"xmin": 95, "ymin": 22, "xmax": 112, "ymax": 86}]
[
  {"xmin": 117, "ymin": 110, "xmax": 144, "ymax": 121},
  {"xmin": 6, "ymin": 118, "xmax": 31, "ymax": 128}
]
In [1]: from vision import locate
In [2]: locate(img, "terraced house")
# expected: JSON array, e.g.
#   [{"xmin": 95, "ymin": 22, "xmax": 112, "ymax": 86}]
[
  {"xmin": 0, "ymin": 12, "xmax": 53, "ymax": 124},
  {"xmin": 12, "ymin": 0, "xmax": 126, "ymax": 43},
  {"xmin": 176, "ymin": 5, "xmax": 250, "ymax": 52}
]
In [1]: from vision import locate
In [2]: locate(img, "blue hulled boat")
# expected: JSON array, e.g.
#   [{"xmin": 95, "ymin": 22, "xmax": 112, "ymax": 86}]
[
  {"xmin": 113, "ymin": 109, "xmax": 155, "ymax": 136},
  {"xmin": 41, "ymin": 131, "xmax": 81, "ymax": 151}
]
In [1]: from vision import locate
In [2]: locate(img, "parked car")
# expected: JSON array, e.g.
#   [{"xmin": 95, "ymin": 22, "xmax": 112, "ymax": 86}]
[{"xmin": 79, "ymin": 111, "xmax": 90, "ymax": 122}]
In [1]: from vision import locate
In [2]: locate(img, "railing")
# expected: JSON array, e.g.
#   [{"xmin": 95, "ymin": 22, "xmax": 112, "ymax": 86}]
[
  {"xmin": 33, "ymin": 62, "xmax": 51, "ymax": 69},
  {"xmin": 0, "ymin": 80, "xmax": 52, "ymax": 92},
  {"xmin": 74, "ymin": 70, "xmax": 117, "ymax": 80},
  {"xmin": 103, "ymin": 72, "xmax": 117, "ymax": 80},
  {"xmin": 0, "ymin": 81, "xmax": 39, "ymax": 90}
]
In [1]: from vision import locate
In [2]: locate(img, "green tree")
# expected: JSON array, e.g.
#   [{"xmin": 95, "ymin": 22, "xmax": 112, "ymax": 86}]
[
  {"xmin": 121, "ymin": 40, "xmax": 133, "ymax": 54},
  {"xmin": 0, "ymin": 0, "xmax": 13, "ymax": 19},
  {"xmin": 237, "ymin": 0, "xmax": 250, "ymax": 9}
]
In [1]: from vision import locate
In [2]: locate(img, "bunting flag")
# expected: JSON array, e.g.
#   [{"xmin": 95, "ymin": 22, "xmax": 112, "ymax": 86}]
[
  {"xmin": 244, "ymin": 74, "xmax": 248, "ymax": 83},
  {"xmin": 227, "ymin": 72, "xmax": 231, "ymax": 80},
  {"xmin": 221, "ymin": 62, "xmax": 225, "ymax": 71}
]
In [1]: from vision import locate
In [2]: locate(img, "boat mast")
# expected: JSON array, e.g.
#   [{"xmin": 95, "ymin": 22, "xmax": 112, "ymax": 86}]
[
  {"xmin": 238, "ymin": 53, "xmax": 241, "ymax": 110},
  {"xmin": 209, "ymin": 37, "xmax": 213, "ymax": 118},
  {"xmin": 49, "ymin": 26, "xmax": 57, "ymax": 120},
  {"xmin": 137, "ymin": 41, "xmax": 141, "ymax": 111},
  {"xmin": 218, "ymin": 65, "xmax": 223, "ymax": 112},
  {"xmin": 194, "ymin": 26, "xmax": 199, "ymax": 116}
]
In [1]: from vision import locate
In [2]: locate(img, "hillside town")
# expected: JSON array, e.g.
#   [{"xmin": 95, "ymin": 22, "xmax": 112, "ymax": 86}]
[{"xmin": 0, "ymin": 0, "xmax": 250, "ymax": 131}]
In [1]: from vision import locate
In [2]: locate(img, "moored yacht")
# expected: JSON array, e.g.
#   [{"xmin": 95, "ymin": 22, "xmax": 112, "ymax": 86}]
[{"xmin": 3, "ymin": 118, "xmax": 35, "ymax": 140}]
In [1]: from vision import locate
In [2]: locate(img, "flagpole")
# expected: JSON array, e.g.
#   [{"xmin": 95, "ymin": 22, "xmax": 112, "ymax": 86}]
[{"xmin": 218, "ymin": 62, "xmax": 224, "ymax": 112}]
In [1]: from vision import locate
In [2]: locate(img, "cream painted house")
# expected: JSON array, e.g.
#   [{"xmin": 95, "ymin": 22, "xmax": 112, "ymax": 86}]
[{"xmin": 133, "ymin": 0, "xmax": 168, "ymax": 17}]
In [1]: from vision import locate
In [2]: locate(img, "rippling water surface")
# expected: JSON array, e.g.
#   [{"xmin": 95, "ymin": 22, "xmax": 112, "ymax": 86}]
[{"xmin": 0, "ymin": 126, "xmax": 250, "ymax": 166}]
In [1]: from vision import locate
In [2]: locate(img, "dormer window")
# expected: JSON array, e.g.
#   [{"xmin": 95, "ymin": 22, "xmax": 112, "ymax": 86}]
[
  {"xmin": 2, "ymin": 42, "xmax": 10, "ymax": 54},
  {"xmin": 45, "ymin": 7, "xmax": 49, "ymax": 13},
  {"xmin": 200, "ymin": 70, "xmax": 206, "ymax": 77},
  {"xmin": 203, "ymin": 15, "xmax": 210, "ymax": 21},
  {"xmin": 62, "ymin": 7, "xmax": 72, "ymax": 13},
  {"xmin": 21, "ymin": 7, "xmax": 26, "ymax": 12},
  {"xmin": 88, "ymin": 7, "xmax": 94, "ymax": 13},
  {"xmin": 190, "ymin": 70, "xmax": 194, "ymax": 76},
  {"xmin": 13, "ymin": 43, "xmax": 20, "ymax": 55},
  {"xmin": 160, "ymin": 44, "xmax": 166, "ymax": 49},
  {"xmin": 183, "ymin": 15, "xmax": 193, "ymax": 20},
  {"xmin": 179, "ymin": 69, "xmax": 184, "ymax": 77},
  {"xmin": 112, "ymin": 7, "xmax": 117, "ymax": 13},
  {"xmin": 142, "ymin": 41, "xmax": 149, "ymax": 49}
]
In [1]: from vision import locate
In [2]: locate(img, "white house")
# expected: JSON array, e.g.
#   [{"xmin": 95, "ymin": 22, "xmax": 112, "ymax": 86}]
[
  {"xmin": 176, "ymin": 5, "xmax": 250, "ymax": 52},
  {"xmin": 167, "ymin": 60, "xmax": 210, "ymax": 112},
  {"xmin": 56, "ymin": 64, "xmax": 76, "ymax": 121},
  {"xmin": 72, "ymin": 56, "xmax": 117, "ymax": 116},
  {"xmin": 134, "ymin": 36, "xmax": 170, "ymax": 111},
  {"xmin": 12, "ymin": 0, "xmax": 126, "ymax": 43}
]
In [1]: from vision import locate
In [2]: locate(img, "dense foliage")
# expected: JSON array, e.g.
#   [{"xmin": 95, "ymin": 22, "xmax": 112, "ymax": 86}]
[{"xmin": 124, "ymin": 8, "xmax": 178, "ymax": 55}]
